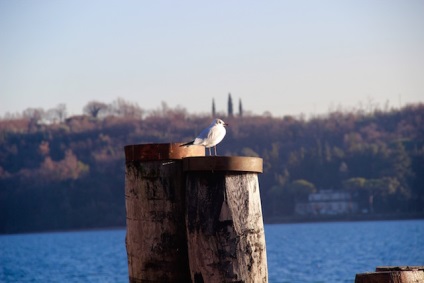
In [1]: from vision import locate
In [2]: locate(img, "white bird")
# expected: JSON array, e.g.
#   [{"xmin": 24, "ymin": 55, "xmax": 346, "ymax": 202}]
[{"xmin": 180, "ymin": 118, "xmax": 228, "ymax": 156}]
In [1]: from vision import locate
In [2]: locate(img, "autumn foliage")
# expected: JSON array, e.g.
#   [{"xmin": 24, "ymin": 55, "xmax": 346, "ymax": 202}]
[{"xmin": 0, "ymin": 101, "xmax": 423, "ymax": 233}]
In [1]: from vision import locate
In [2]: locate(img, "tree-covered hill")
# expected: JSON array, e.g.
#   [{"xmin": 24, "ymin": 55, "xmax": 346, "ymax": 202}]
[{"xmin": 1, "ymin": 102, "xmax": 423, "ymax": 233}]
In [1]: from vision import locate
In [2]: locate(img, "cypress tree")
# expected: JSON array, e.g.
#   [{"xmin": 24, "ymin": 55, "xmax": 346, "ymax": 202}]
[
  {"xmin": 212, "ymin": 98, "xmax": 216, "ymax": 118},
  {"xmin": 228, "ymin": 93, "xmax": 233, "ymax": 117},
  {"xmin": 239, "ymin": 98, "xmax": 243, "ymax": 117}
]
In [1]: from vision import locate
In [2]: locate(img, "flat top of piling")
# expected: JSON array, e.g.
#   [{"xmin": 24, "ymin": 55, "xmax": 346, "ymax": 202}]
[
  {"xmin": 376, "ymin": 266, "xmax": 424, "ymax": 271},
  {"xmin": 183, "ymin": 156, "xmax": 263, "ymax": 173},
  {"xmin": 125, "ymin": 143, "xmax": 205, "ymax": 161}
]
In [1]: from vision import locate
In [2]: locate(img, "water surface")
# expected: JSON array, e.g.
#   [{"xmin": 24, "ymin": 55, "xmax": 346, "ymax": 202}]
[{"xmin": 1, "ymin": 220, "xmax": 423, "ymax": 282}]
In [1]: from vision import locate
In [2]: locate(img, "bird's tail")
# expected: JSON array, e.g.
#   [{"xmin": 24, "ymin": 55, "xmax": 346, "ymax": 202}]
[{"xmin": 180, "ymin": 141, "xmax": 194, "ymax": 147}]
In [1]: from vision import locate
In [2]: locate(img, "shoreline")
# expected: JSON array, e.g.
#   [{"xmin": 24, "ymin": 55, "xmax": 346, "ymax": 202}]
[
  {"xmin": 264, "ymin": 212, "xmax": 424, "ymax": 224},
  {"xmin": 2, "ymin": 213, "xmax": 424, "ymax": 235}
]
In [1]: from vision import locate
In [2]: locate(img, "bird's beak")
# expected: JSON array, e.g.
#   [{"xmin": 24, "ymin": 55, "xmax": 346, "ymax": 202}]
[{"xmin": 224, "ymin": 123, "xmax": 229, "ymax": 126}]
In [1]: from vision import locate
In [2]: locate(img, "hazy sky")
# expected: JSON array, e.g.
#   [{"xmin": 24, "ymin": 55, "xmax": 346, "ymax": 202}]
[{"xmin": 1, "ymin": 0, "xmax": 423, "ymax": 118}]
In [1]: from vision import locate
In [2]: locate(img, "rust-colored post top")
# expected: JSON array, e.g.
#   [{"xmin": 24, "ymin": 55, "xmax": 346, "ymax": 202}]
[
  {"xmin": 183, "ymin": 156, "xmax": 263, "ymax": 173},
  {"xmin": 124, "ymin": 143, "xmax": 205, "ymax": 162},
  {"xmin": 124, "ymin": 143, "xmax": 263, "ymax": 173}
]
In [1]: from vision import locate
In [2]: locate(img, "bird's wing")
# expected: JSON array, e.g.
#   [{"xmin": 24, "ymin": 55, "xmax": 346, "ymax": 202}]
[
  {"xmin": 197, "ymin": 126, "xmax": 211, "ymax": 139},
  {"xmin": 206, "ymin": 125, "xmax": 225, "ymax": 146},
  {"xmin": 192, "ymin": 125, "xmax": 212, "ymax": 145}
]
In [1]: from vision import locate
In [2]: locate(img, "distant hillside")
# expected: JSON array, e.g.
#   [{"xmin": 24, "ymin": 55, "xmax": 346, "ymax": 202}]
[{"xmin": 1, "ymin": 103, "xmax": 423, "ymax": 233}]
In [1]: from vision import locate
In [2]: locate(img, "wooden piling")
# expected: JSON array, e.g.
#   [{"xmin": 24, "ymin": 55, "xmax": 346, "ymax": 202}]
[
  {"xmin": 124, "ymin": 143, "xmax": 204, "ymax": 283},
  {"xmin": 183, "ymin": 156, "xmax": 268, "ymax": 283},
  {"xmin": 355, "ymin": 266, "xmax": 424, "ymax": 283}
]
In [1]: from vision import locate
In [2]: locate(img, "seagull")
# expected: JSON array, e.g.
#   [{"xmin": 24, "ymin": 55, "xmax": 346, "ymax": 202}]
[{"xmin": 180, "ymin": 118, "xmax": 228, "ymax": 156}]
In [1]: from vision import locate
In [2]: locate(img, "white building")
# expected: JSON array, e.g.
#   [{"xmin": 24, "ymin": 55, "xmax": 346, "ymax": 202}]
[{"xmin": 295, "ymin": 190, "xmax": 358, "ymax": 215}]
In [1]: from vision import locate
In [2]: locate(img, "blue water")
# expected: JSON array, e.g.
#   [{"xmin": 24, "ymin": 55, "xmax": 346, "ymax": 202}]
[
  {"xmin": 266, "ymin": 220, "xmax": 424, "ymax": 282},
  {"xmin": 0, "ymin": 229, "xmax": 127, "ymax": 282},
  {"xmin": 1, "ymin": 220, "xmax": 423, "ymax": 283}
]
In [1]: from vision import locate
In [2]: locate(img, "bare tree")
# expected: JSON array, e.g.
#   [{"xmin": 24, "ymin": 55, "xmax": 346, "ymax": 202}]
[
  {"xmin": 110, "ymin": 98, "xmax": 144, "ymax": 119},
  {"xmin": 23, "ymin": 107, "xmax": 45, "ymax": 130},
  {"xmin": 45, "ymin": 104, "xmax": 67, "ymax": 123},
  {"xmin": 83, "ymin": 101, "xmax": 108, "ymax": 118},
  {"xmin": 55, "ymin": 104, "xmax": 67, "ymax": 123},
  {"xmin": 22, "ymin": 108, "xmax": 44, "ymax": 124}
]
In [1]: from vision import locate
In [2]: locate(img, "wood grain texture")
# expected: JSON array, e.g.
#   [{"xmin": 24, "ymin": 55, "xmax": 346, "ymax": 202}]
[
  {"xmin": 125, "ymin": 160, "xmax": 191, "ymax": 283},
  {"xmin": 183, "ymin": 156, "xmax": 263, "ymax": 173},
  {"xmin": 185, "ymin": 172, "xmax": 268, "ymax": 283},
  {"xmin": 125, "ymin": 143, "xmax": 204, "ymax": 162},
  {"xmin": 355, "ymin": 270, "xmax": 424, "ymax": 283},
  {"xmin": 376, "ymin": 266, "xmax": 424, "ymax": 272}
]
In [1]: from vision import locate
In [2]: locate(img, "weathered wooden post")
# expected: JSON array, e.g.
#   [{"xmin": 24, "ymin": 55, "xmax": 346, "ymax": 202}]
[
  {"xmin": 355, "ymin": 266, "xmax": 424, "ymax": 283},
  {"xmin": 124, "ymin": 143, "xmax": 204, "ymax": 283},
  {"xmin": 183, "ymin": 156, "xmax": 268, "ymax": 283}
]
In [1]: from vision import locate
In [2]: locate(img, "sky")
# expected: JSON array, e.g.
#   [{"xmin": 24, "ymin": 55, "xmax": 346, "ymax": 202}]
[{"xmin": 1, "ymin": 0, "xmax": 423, "ymax": 118}]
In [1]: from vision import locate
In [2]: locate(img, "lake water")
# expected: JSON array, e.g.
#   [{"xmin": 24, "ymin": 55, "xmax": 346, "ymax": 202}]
[{"xmin": 1, "ymin": 220, "xmax": 423, "ymax": 283}]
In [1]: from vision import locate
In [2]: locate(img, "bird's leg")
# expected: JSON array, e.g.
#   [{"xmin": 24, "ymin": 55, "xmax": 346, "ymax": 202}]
[
  {"xmin": 214, "ymin": 146, "xmax": 217, "ymax": 156},
  {"xmin": 208, "ymin": 147, "xmax": 211, "ymax": 156}
]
